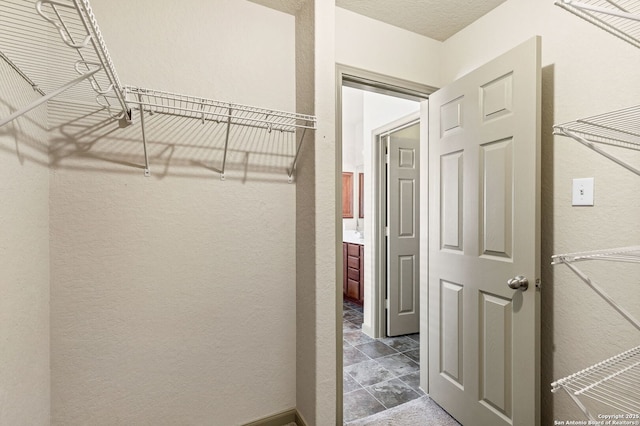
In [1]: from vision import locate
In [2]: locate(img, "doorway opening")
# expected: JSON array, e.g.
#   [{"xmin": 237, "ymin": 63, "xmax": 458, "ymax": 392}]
[{"xmin": 337, "ymin": 65, "xmax": 435, "ymax": 423}]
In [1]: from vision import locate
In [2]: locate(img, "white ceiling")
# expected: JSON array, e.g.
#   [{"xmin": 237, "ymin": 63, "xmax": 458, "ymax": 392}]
[{"xmin": 249, "ymin": 0, "xmax": 507, "ymax": 41}]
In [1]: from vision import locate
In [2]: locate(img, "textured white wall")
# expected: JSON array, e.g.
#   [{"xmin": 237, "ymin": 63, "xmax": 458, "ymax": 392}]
[
  {"xmin": 0, "ymin": 60, "xmax": 50, "ymax": 425},
  {"xmin": 442, "ymin": 0, "xmax": 640, "ymax": 422},
  {"xmin": 295, "ymin": 1, "xmax": 338, "ymax": 424},
  {"xmin": 49, "ymin": 1, "xmax": 297, "ymax": 424},
  {"xmin": 335, "ymin": 7, "xmax": 442, "ymax": 88}
]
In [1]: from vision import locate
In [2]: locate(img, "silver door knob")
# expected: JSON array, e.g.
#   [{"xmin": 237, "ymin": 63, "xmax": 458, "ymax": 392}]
[{"xmin": 507, "ymin": 275, "xmax": 529, "ymax": 291}]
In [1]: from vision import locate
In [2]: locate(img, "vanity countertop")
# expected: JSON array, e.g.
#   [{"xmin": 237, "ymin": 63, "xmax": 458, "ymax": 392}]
[{"xmin": 343, "ymin": 230, "xmax": 364, "ymax": 245}]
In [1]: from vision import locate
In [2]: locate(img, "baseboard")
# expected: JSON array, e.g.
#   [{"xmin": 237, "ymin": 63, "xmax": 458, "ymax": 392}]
[
  {"xmin": 295, "ymin": 410, "xmax": 309, "ymax": 426},
  {"xmin": 242, "ymin": 408, "xmax": 308, "ymax": 426},
  {"xmin": 361, "ymin": 322, "xmax": 374, "ymax": 338}
]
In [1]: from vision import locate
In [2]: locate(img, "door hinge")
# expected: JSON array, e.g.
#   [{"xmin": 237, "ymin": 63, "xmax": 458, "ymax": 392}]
[
  {"xmin": 385, "ymin": 226, "xmax": 389, "ymax": 236},
  {"xmin": 385, "ymin": 299, "xmax": 390, "ymax": 309}
]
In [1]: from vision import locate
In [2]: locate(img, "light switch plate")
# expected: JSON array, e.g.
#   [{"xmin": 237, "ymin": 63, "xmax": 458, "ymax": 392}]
[{"xmin": 572, "ymin": 177, "xmax": 594, "ymax": 206}]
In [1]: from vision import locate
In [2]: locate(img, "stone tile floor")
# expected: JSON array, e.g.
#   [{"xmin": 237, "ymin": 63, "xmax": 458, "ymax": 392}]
[{"xmin": 342, "ymin": 299, "xmax": 423, "ymax": 423}]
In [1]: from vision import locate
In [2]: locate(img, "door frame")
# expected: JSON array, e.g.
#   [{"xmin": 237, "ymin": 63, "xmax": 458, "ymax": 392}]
[
  {"xmin": 336, "ymin": 64, "xmax": 436, "ymax": 423},
  {"xmin": 372, "ymin": 111, "xmax": 421, "ymax": 339}
]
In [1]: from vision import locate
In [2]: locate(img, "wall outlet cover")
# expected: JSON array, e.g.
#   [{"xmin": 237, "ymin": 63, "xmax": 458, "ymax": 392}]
[{"xmin": 572, "ymin": 177, "xmax": 594, "ymax": 206}]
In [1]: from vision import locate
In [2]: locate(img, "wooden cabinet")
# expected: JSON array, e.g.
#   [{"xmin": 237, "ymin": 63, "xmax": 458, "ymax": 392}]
[{"xmin": 343, "ymin": 242, "xmax": 364, "ymax": 305}]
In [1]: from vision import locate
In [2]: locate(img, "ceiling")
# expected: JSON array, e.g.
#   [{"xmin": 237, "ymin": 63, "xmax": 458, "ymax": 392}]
[{"xmin": 249, "ymin": 0, "xmax": 507, "ymax": 41}]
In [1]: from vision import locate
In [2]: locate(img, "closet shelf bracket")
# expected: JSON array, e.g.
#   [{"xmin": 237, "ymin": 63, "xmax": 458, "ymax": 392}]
[
  {"xmin": 0, "ymin": 64, "xmax": 101, "ymax": 128},
  {"xmin": 553, "ymin": 103, "xmax": 640, "ymax": 177},
  {"xmin": 552, "ymin": 246, "xmax": 640, "ymax": 331}
]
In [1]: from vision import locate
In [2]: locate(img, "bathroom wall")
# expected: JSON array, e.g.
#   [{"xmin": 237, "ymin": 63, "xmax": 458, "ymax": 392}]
[
  {"xmin": 48, "ymin": 1, "xmax": 297, "ymax": 424},
  {"xmin": 0, "ymin": 60, "xmax": 50, "ymax": 425},
  {"xmin": 442, "ymin": 0, "xmax": 640, "ymax": 422},
  {"xmin": 342, "ymin": 86, "xmax": 420, "ymax": 234}
]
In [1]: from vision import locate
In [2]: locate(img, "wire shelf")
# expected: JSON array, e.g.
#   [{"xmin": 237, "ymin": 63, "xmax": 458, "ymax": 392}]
[
  {"xmin": 124, "ymin": 86, "xmax": 317, "ymax": 134},
  {"xmin": 552, "ymin": 246, "xmax": 640, "ymax": 264},
  {"xmin": 552, "ymin": 245, "xmax": 640, "ymax": 331},
  {"xmin": 555, "ymin": 0, "xmax": 640, "ymax": 49},
  {"xmin": 0, "ymin": 0, "xmax": 128, "ymax": 121},
  {"xmin": 553, "ymin": 105, "xmax": 640, "ymax": 176},
  {"xmin": 551, "ymin": 346, "xmax": 640, "ymax": 420},
  {"xmin": 1, "ymin": 0, "xmax": 317, "ymax": 179}
]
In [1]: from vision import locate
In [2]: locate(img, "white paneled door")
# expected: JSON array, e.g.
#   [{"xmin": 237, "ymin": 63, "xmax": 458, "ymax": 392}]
[
  {"xmin": 428, "ymin": 37, "xmax": 541, "ymax": 426},
  {"xmin": 386, "ymin": 121, "xmax": 421, "ymax": 337}
]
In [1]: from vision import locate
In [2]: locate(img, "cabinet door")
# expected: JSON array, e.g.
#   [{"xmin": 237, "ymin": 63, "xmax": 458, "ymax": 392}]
[
  {"xmin": 359, "ymin": 245, "xmax": 364, "ymax": 304},
  {"xmin": 343, "ymin": 243, "xmax": 347, "ymax": 297}
]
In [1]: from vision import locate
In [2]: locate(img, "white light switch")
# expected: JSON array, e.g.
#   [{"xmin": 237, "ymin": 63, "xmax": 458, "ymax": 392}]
[{"xmin": 572, "ymin": 177, "xmax": 594, "ymax": 206}]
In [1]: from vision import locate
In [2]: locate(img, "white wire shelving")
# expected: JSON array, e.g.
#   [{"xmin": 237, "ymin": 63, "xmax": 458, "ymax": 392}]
[
  {"xmin": 553, "ymin": 105, "xmax": 640, "ymax": 176},
  {"xmin": 555, "ymin": 0, "xmax": 640, "ymax": 49},
  {"xmin": 0, "ymin": 0, "xmax": 129, "ymax": 125},
  {"xmin": 0, "ymin": 0, "xmax": 316, "ymax": 180},
  {"xmin": 123, "ymin": 86, "xmax": 316, "ymax": 180},
  {"xmin": 551, "ymin": 247, "xmax": 640, "ymax": 420},
  {"xmin": 554, "ymin": 0, "xmax": 640, "ymax": 176},
  {"xmin": 551, "ymin": 345, "xmax": 640, "ymax": 420}
]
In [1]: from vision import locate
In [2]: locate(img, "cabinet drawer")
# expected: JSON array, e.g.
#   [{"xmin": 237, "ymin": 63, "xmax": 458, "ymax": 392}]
[
  {"xmin": 347, "ymin": 256, "xmax": 359, "ymax": 269},
  {"xmin": 347, "ymin": 279, "xmax": 360, "ymax": 299},
  {"xmin": 347, "ymin": 243, "xmax": 360, "ymax": 257},
  {"xmin": 347, "ymin": 267, "xmax": 360, "ymax": 281}
]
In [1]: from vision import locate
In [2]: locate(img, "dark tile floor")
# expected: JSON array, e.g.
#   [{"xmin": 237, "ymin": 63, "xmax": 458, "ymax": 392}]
[{"xmin": 342, "ymin": 299, "xmax": 423, "ymax": 423}]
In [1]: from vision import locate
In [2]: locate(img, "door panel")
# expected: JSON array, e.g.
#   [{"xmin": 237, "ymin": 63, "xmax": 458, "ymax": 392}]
[
  {"xmin": 440, "ymin": 280, "xmax": 463, "ymax": 388},
  {"xmin": 428, "ymin": 37, "xmax": 541, "ymax": 426},
  {"xmin": 440, "ymin": 151, "xmax": 464, "ymax": 251},
  {"xmin": 480, "ymin": 138, "xmax": 513, "ymax": 258},
  {"xmin": 387, "ymin": 121, "xmax": 420, "ymax": 337},
  {"xmin": 479, "ymin": 291, "xmax": 513, "ymax": 419}
]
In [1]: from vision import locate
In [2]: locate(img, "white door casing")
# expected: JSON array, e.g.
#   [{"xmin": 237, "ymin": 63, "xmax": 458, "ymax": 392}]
[
  {"xmin": 428, "ymin": 36, "xmax": 541, "ymax": 426},
  {"xmin": 386, "ymin": 119, "xmax": 421, "ymax": 337}
]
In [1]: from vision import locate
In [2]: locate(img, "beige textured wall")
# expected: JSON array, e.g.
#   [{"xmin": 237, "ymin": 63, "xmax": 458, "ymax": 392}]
[
  {"xmin": 295, "ymin": 1, "xmax": 338, "ymax": 425},
  {"xmin": 442, "ymin": 0, "xmax": 640, "ymax": 423},
  {"xmin": 0, "ymin": 60, "xmax": 50, "ymax": 424},
  {"xmin": 49, "ymin": 1, "xmax": 297, "ymax": 424}
]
